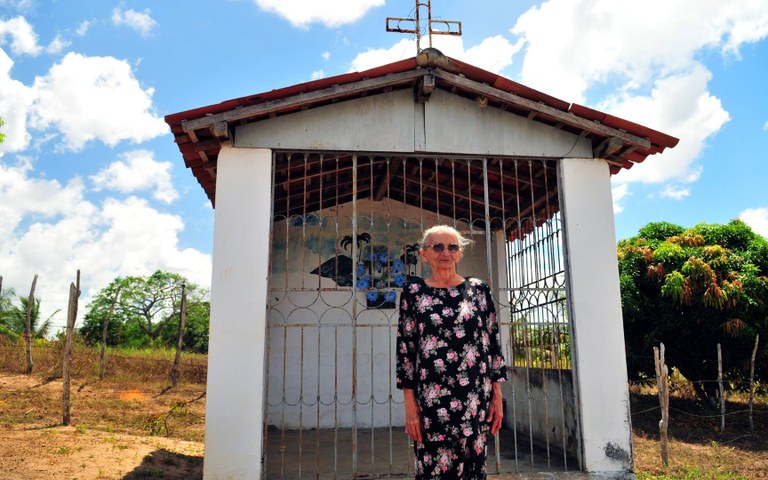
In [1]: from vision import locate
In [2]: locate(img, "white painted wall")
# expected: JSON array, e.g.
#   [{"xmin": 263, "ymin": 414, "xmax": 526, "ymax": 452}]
[
  {"xmin": 266, "ymin": 199, "xmax": 492, "ymax": 429},
  {"xmin": 204, "ymin": 147, "xmax": 273, "ymax": 480},
  {"xmin": 559, "ymin": 157, "xmax": 634, "ymax": 474},
  {"xmin": 235, "ymin": 89, "xmax": 592, "ymax": 158}
]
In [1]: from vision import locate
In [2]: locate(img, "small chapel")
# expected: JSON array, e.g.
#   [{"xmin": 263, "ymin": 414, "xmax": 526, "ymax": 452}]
[{"xmin": 166, "ymin": 19, "xmax": 677, "ymax": 479}]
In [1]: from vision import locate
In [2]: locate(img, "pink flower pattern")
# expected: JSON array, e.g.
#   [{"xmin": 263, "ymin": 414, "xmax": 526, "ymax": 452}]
[{"xmin": 396, "ymin": 277, "xmax": 507, "ymax": 443}]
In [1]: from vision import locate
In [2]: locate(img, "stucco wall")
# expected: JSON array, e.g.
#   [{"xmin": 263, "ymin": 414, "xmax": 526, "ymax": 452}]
[
  {"xmin": 503, "ymin": 367, "xmax": 578, "ymax": 459},
  {"xmin": 235, "ymin": 89, "xmax": 592, "ymax": 158},
  {"xmin": 266, "ymin": 198, "xmax": 493, "ymax": 429}
]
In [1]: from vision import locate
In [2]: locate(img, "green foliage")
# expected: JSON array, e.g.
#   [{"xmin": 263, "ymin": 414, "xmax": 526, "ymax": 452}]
[
  {"xmin": 0, "ymin": 117, "xmax": 5, "ymax": 144},
  {"xmin": 0, "ymin": 295, "xmax": 58, "ymax": 341},
  {"xmin": 637, "ymin": 221, "xmax": 686, "ymax": 245},
  {"xmin": 619, "ymin": 220, "xmax": 768, "ymax": 402},
  {"xmin": 159, "ymin": 301, "xmax": 210, "ymax": 354},
  {"xmin": 79, "ymin": 270, "xmax": 209, "ymax": 351}
]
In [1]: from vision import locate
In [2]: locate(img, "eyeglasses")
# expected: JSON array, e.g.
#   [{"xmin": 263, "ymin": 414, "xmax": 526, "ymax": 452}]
[{"xmin": 425, "ymin": 243, "xmax": 461, "ymax": 254}]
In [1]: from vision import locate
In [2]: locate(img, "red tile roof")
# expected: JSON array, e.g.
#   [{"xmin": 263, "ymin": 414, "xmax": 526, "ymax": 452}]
[{"xmin": 166, "ymin": 49, "xmax": 678, "ymax": 206}]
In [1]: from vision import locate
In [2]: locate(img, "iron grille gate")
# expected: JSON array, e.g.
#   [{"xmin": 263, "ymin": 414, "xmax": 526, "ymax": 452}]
[{"xmin": 264, "ymin": 152, "xmax": 577, "ymax": 479}]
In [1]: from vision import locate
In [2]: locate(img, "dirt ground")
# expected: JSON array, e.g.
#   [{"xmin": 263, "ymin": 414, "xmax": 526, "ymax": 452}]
[
  {"xmin": 0, "ymin": 374, "xmax": 205, "ymax": 480},
  {"xmin": 1, "ymin": 373, "xmax": 766, "ymax": 479}
]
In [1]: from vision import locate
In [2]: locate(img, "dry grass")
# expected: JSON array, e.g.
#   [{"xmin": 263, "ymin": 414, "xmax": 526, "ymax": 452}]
[
  {"xmin": 0, "ymin": 340, "xmax": 766, "ymax": 479},
  {"xmin": 630, "ymin": 383, "xmax": 768, "ymax": 479}
]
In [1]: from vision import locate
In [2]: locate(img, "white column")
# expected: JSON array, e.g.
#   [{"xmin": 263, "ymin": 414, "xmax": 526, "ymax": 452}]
[
  {"xmin": 559, "ymin": 158, "xmax": 634, "ymax": 475},
  {"xmin": 204, "ymin": 146, "xmax": 272, "ymax": 479}
]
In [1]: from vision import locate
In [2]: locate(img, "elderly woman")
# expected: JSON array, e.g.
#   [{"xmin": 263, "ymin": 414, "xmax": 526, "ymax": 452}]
[{"xmin": 396, "ymin": 225, "xmax": 507, "ymax": 479}]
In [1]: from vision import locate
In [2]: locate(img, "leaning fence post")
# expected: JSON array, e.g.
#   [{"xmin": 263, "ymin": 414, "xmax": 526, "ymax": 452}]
[
  {"xmin": 170, "ymin": 283, "xmax": 187, "ymax": 387},
  {"xmin": 24, "ymin": 274, "xmax": 38, "ymax": 374},
  {"xmin": 749, "ymin": 334, "xmax": 759, "ymax": 433},
  {"xmin": 717, "ymin": 343, "xmax": 725, "ymax": 433},
  {"xmin": 62, "ymin": 270, "xmax": 80, "ymax": 426},
  {"xmin": 654, "ymin": 343, "xmax": 669, "ymax": 466},
  {"xmin": 99, "ymin": 286, "xmax": 122, "ymax": 380}
]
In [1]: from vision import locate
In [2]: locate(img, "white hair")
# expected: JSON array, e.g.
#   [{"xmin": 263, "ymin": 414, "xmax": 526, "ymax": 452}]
[{"xmin": 419, "ymin": 225, "xmax": 473, "ymax": 250}]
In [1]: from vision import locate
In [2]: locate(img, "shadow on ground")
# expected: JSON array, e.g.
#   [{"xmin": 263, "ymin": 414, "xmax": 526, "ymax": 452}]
[{"xmin": 123, "ymin": 449, "xmax": 203, "ymax": 480}]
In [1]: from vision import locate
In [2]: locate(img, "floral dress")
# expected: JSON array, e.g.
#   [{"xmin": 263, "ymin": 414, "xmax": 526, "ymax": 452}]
[{"xmin": 396, "ymin": 277, "xmax": 507, "ymax": 443}]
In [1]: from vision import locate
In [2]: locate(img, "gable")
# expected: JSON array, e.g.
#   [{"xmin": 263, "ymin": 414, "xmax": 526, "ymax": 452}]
[{"xmin": 237, "ymin": 89, "xmax": 592, "ymax": 158}]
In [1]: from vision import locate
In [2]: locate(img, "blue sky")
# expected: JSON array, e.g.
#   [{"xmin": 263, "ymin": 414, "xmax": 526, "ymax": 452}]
[{"xmin": 1, "ymin": 0, "xmax": 767, "ymax": 333}]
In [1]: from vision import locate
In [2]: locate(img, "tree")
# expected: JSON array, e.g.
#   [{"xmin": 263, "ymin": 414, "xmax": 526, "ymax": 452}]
[
  {"xmin": 0, "ymin": 116, "xmax": 5, "ymax": 144},
  {"xmin": 80, "ymin": 270, "xmax": 208, "ymax": 349},
  {"xmin": 619, "ymin": 220, "xmax": 768, "ymax": 403},
  {"xmin": 0, "ymin": 296, "xmax": 57, "ymax": 341},
  {"xmin": 159, "ymin": 300, "xmax": 210, "ymax": 353}
]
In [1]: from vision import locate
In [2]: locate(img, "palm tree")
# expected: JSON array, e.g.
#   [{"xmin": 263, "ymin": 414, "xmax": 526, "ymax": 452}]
[
  {"xmin": 0, "ymin": 296, "xmax": 57, "ymax": 341},
  {"xmin": 0, "ymin": 285, "xmax": 17, "ymax": 339}
]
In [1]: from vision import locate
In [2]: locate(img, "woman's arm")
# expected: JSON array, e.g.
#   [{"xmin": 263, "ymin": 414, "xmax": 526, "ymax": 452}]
[{"xmin": 403, "ymin": 387, "xmax": 423, "ymax": 443}]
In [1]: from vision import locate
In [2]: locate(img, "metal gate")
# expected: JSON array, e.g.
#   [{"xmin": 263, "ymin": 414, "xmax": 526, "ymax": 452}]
[{"xmin": 264, "ymin": 151, "xmax": 576, "ymax": 478}]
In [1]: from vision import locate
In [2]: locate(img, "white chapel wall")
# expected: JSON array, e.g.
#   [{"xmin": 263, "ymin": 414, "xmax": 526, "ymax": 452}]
[{"xmin": 266, "ymin": 198, "xmax": 492, "ymax": 429}]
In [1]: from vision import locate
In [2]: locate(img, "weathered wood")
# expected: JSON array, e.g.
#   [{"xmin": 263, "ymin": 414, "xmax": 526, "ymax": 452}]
[
  {"xmin": 430, "ymin": 69, "xmax": 653, "ymax": 150},
  {"xmin": 749, "ymin": 334, "xmax": 759, "ymax": 433},
  {"xmin": 170, "ymin": 284, "xmax": 188, "ymax": 387},
  {"xmin": 62, "ymin": 270, "xmax": 80, "ymax": 426},
  {"xmin": 717, "ymin": 343, "xmax": 725, "ymax": 432},
  {"xmin": 654, "ymin": 344, "xmax": 669, "ymax": 466},
  {"xmin": 595, "ymin": 136, "xmax": 623, "ymax": 158},
  {"xmin": 181, "ymin": 69, "xmax": 427, "ymax": 133},
  {"xmin": 24, "ymin": 274, "xmax": 38, "ymax": 375},
  {"xmin": 99, "ymin": 285, "xmax": 122, "ymax": 380}
]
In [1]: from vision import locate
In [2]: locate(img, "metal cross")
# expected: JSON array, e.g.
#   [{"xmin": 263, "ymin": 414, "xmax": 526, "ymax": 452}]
[{"xmin": 386, "ymin": 0, "xmax": 462, "ymax": 54}]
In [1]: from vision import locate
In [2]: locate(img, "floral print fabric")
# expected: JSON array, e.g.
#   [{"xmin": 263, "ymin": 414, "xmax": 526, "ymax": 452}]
[
  {"xmin": 396, "ymin": 277, "xmax": 507, "ymax": 442},
  {"xmin": 414, "ymin": 434, "xmax": 487, "ymax": 479}
]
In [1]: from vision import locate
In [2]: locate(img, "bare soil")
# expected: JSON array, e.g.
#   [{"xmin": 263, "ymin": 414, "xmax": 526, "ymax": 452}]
[
  {"xmin": 0, "ymin": 372, "xmax": 766, "ymax": 479},
  {"xmin": 0, "ymin": 374, "xmax": 205, "ymax": 480}
]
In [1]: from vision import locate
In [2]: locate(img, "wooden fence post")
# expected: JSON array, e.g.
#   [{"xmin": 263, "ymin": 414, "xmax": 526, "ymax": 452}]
[
  {"xmin": 23, "ymin": 274, "xmax": 38, "ymax": 374},
  {"xmin": 62, "ymin": 270, "xmax": 80, "ymax": 426},
  {"xmin": 717, "ymin": 343, "xmax": 725, "ymax": 432},
  {"xmin": 99, "ymin": 286, "xmax": 122, "ymax": 380},
  {"xmin": 170, "ymin": 283, "xmax": 187, "ymax": 387},
  {"xmin": 749, "ymin": 334, "xmax": 759, "ymax": 433},
  {"xmin": 654, "ymin": 343, "xmax": 669, "ymax": 466}
]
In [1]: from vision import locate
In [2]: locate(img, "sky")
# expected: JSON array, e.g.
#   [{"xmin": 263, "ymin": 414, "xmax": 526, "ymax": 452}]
[{"xmin": 1, "ymin": 0, "xmax": 767, "ymax": 334}]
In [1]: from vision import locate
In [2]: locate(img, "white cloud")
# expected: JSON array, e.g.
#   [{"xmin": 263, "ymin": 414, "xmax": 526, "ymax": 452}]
[
  {"xmin": 764, "ymin": 120, "xmax": 768, "ymax": 130},
  {"xmin": 611, "ymin": 182, "xmax": 629, "ymax": 214},
  {"xmin": 510, "ymin": 0, "xmax": 768, "ymax": 188},
  {"xmin": 512, "ymin": 0, "xmax": 768, "ymax": 103},
  {"xmin": 739, "ymin": 208, "xmax": 768, "ymax": 238},
  {"xmin": 659, "ymin": 185, "xmax": 690, "ymax": 200},
  {"xmin": 605, "ymin": 65, "xmax": 728, "ymax": 184},
  {"xmin": 351, "ymin": 35, "xmax": 521, "ymax": 74},
  {"xmin": 0, "ymin": 16, "xmax": 41, "ymax": 56},
  {"xmin": 0, "ymin": 48, "xmax": 36, "ymax": 154},
  {"xmin": 254, "ymin": 0, "xmax": 384, "ymax": 28},
  {"xmin": 90, "ymin": 150, "xmax": 179, "ymax": 204},
  {"xmin": 322, "ymin": 51, "xmax": 330, "ymax": 60},
  {"xmin": 0, "ymin": 160, "xmax": 211, "ymax": 333},
  {"xmin": 111, "ymin": 8, "xmax": 157, "ymax": 37},
  {"xmin": 29, "ymin": 52, "xmax": 168, "ymax": 151},
  {"xmin": 76, "ymin": 20, "xmax": 92, "ymax": 37},
  {"xmin": 45, "ymin": 34, "xmax": 69, "ymax": 54},
  {"xmin": 310, "ymin": 69, "xmax": 325, "ymax": 80}
]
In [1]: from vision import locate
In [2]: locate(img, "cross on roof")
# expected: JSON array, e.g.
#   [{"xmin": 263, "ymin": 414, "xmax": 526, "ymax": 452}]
[{"xmin": 386, "ymin": 0, "xmax": 462, "ymax": 55}]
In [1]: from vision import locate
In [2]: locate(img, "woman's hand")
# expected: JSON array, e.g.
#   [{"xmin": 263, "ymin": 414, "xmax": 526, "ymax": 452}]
[
  {"xmin": 486, "ymin": 382, "xmax": 504, "ymax": 435},
  {"xmin": 403, "ymin": 388, "xmax": 423, "ymax": 443}
]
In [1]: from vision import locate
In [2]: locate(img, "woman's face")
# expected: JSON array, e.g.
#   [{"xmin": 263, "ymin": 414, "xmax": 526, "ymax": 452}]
[{"xmin": 420, "ymin": 231, "xmax": 463, "ymax": 271}]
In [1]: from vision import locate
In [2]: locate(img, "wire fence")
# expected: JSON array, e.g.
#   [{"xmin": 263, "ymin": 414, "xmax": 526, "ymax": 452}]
[
  {"xmin": 0, "ymin": 341, "xmax": 207, "ymax": 384},
  {"xmin": 629, "ymin": 338, "xmax": 766, "ymax": 467}
]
